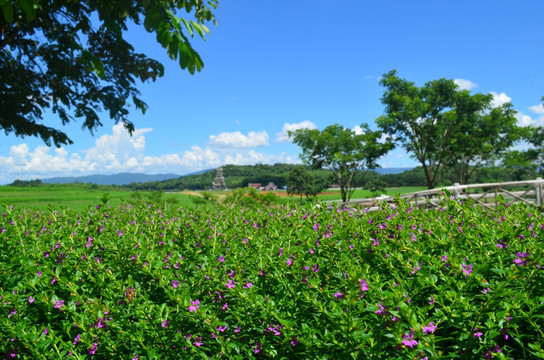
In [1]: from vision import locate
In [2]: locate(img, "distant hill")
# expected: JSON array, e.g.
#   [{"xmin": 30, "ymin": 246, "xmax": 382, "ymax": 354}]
[
  {"xmin": 125, "ymin": 164, "xmax": 414, "ymax": 191},
  {"xmin": 375, "ymin": 167, "xmax": 413, "ymax": 175},
  {"xmin": 41, "ymin": 172, "xmax": 182, "ymax": 185},
  {"xmin": 38, "ymin": 167, "xmax": 412, "ymax": 188}
]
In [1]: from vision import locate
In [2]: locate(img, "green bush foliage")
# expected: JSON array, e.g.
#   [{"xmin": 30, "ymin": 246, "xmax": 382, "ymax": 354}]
[{"xmin": 0, "ymin": 196, "xmax": 543, "ymax": 359}]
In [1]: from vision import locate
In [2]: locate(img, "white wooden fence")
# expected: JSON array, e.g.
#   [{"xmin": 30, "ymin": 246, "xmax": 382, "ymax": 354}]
[{"xmin": 330, "ymin": 178, "xmax": 544, "ymax": 211}]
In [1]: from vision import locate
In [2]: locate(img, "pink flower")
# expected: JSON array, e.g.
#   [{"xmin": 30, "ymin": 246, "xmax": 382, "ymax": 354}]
[
  {"xmin": 359, "ymin": 279, "xmax": 369, "ymax": 292},
  {"xmin": 422, "ymin": 321, "xmax": 437, "ymax": 334},
  {"xmin": 89, "ymin": 342, "xmax": 98, "ymax": 355},
  {"xmin": 54, "ymin": 299, "xmax": 64, "ymax": 310},
  {"xmin": 225, "ymin": 279, "xmax": 236, "ymax": 289},
  {"xmin": 401, "ymin": 332, "xmax": 418, "ymax": 348},
  {"xmin": 188, "ymin": 299, "xmax": 200, "ymax": 312},
  {"xmin": 514, "ymin": 252, "xmax": 529, "ymax": 266},
  {"xmin": 171, "ymin": 280, "xmax": 179, "ymax": 288}
]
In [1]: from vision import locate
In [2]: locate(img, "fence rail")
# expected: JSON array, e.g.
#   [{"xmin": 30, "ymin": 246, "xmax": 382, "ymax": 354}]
[{"xmin": 329, "ymin": 178, "xmax": 544, "ymax": 211}]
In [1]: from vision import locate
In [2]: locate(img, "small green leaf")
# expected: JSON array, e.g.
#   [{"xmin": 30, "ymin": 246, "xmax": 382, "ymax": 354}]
[
  {"xmin": 1, "ymin": 2, "xmax": 13, "ymax": 22},
  {"xmin": 20, "ymin": 0, "xmax": 36, "ymax": 22}
]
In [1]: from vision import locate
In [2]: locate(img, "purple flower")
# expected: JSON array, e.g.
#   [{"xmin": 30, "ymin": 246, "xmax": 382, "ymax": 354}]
[
  {"xmin": 334, "ymin": 292, "xmax": 345, "ymax": 299},
  {"xmin": 188, "ymin": 299, "xmax": 200, "ymax": 312},
  {"xmin": 171, "ymin": 280, "xmax": 179, "ymax": 288},
  {"xmin": 161, "ymin": 319, "xmax": 168, "ymax": 328},
  {"xmin": 375, "ymin": 303, "xmax": 389, "ymax": 316},
  {"xmin": 473, "ymin": 331, "xmax": 483, "ymax": 338},
  {"xmin": 359, "ymin": 279, "xmax": 369, "ymax": 292},
  {"xmin": 54, "ymin": 299, "xmax": 64, "ymax": 310},
  {"xmin": 28, "ymin": 296, "xmax": 35, "ymax": 304},
  {"xmin": 244, "ymin": 282, "xmax": 253, "ymax": 288},
  {"xmin": 484, "ymin": 345, "xmax": 501, "ymax": 359},
  {"xmin": 193, "ymin": 337, "xmax": 203, "ymax": 347},
  {"xmin": 42, "ymin": 327, "xmax": 48, "ymax": 335},
  {"xmin": 89, "ymin": 342, "xmax": 98, "ymax": 355},
  {"xmin": 422, "ymin": 321, "xmax": 437, "ymax": 334},
  {"xmin": 514, "ymin": 252, "xmax": 529, "ymax": 266},
  {"xmin": 218, "ymin": 255, "xmax": 225, "ymax": 262},
  {"xmin": 225, "ymin": 279, "xmax": 236, "ymax": 289},
  {"xmin": 291, "ymin": 336, "xmax": 300, "ymax": 346},
  {"xmin": 462, "ymin": 264, "xmax": 473, "ymax": 277},
  {"xmin": 401, "ymin": 332, "xmax": 418, "ymax": 348},
  {"xmin": 73, "ymin": 334, "xmax": 81, "ymax": 345},
  {"xmin": 217, "ymin": 325, "xmax": 227, "ymax": 332}
]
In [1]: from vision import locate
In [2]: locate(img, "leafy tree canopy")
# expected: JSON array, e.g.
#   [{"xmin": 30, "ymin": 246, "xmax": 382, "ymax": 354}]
[
  {"xmin": 377, "ymin": 70, "xmax": 521, "ymax": 188},
  {"xmin": 289, "ymin": 123, "xmax": 392, "ymax": 203},
  {"xmin": 0, "ymin": 0, "xmax": 217, "ymax": 146},
  {"xmin": 286, "ymin": 165, "xmax": 326, "ymax": 204}
]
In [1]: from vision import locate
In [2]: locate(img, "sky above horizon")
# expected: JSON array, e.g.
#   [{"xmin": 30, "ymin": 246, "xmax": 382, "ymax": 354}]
[{"xmin": 1, "ymin": 1, "xmax": 544, "ymax": 184}]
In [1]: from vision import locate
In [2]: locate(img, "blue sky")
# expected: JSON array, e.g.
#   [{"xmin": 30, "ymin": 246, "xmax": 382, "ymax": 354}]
[{"xmin": 1, "ymin": 0, "xmax": 544, "ymax": 184}]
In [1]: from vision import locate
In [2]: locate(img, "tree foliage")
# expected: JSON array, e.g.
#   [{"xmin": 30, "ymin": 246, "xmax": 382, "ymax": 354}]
[
  {"xmin": 0, "ymin": 0, "xmax": 218, "ymax": 146},
  {"xmin": 377, "ymin": 70, "xmax": 521, "ymax": 188},
  {"xmin": 504, "ymin": 124, "xmax": 544, "ymax": 178},
  {"xmin": 286, "ymin": 165, "xmax": 326, "ymax": 204},
  {"xmin": 289, "ymin": 123, "xmax": 392, "ymax": 203}
]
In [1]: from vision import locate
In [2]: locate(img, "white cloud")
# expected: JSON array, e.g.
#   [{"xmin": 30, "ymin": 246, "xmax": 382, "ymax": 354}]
[
  {"xmin": 353, "ymin": 125, "xmax": 365, "ymax": 135},
  {"xmin": 0, "ymin": 123, "xmax": 307, "ymax": 184},
  {"xmin": 209, "ymin": 131, "xmax": 269, "ymax": 148},
  {"xmin": 529, "ymin": 103, "xmax": 544, "ymax": 115},
  {"xmin": 490, "ymin": 91, "xmax": 512, "ymax": 107},
  {"xmin": 516, "ymin": 112, "xmax": 536, "ymax": 127},
  {"xmin": 223, "ymin": 150, "xmax": 300, "ymax": 166},
  {"xmin": 454, "ymin": 79, "xmax": 478, "ymax": 91},
  {"xmin": 275, "ymin": 121, "xmax": 317, "ymax": 142}
]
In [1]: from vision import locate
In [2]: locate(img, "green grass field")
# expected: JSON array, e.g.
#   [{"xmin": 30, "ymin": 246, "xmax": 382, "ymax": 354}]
[
  {"xmin": 0, "ymin": 185, "xmax": 428, "ymax": 210},
  {"xmin": 0, "ymin": 186, "xmax": 198, "ymax": 211},
  {"xmin": 309, "ymin": 187, "xmax": 427, "ymax": 202}
]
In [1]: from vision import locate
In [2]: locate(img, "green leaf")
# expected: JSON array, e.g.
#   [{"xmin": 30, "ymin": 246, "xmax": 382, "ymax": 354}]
[
  {"xmin": 1, "ymin": 2, "xmax": 13, "ymax": 22},
  {"xmin": 19, "ymin": 0, "xmax": 36, "ymax": 22}
]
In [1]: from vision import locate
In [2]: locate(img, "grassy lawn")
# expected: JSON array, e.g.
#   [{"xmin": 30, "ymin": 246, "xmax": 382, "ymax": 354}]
[
  {"xmin": 0, "ymin": 186, "xmax": 198, "ymax": 211},
  {"xmin": 280, "ymin": 186, "xmax": 428, "ymax": 203},
  {"xmin": 0, "ymin": 185, "xmax": 429, "ymax": 210}
]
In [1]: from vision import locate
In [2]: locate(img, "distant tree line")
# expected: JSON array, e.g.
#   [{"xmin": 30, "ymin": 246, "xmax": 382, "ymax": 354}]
[
  {"xmin": 6, "ymin": 162, "xmax": 540, "ymax": 192},
  {"xmin": 123, "ymin": 163, "xmax": 538, "ymax": 192}
]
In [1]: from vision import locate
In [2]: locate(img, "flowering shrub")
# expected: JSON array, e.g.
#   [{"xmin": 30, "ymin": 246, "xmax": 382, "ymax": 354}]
[{"xmin": 0, "ymin": 195, "xmax": 543, "ymax": 359}]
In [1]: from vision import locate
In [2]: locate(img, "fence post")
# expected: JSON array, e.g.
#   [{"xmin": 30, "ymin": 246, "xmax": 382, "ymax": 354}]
[
  {"xmin": 536, "ymin": 178, "xmax": 542, "ymax": 207},
  {"xmin": 453, "ymin": 183, "xmax": 461, "ymax": 199}
]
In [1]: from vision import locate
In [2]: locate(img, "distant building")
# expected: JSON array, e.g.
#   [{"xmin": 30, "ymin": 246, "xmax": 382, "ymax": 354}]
[
  {"xmin": 212, "ymin": 167, "xmax": 227, "ymax": 190},
  {"xmin": 248, "ymin": 183, "xmax": 261, "ymax": 189},
  {"xmin": 263, "ymin": 182, "xmax": 278, "ymax": 191}
]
